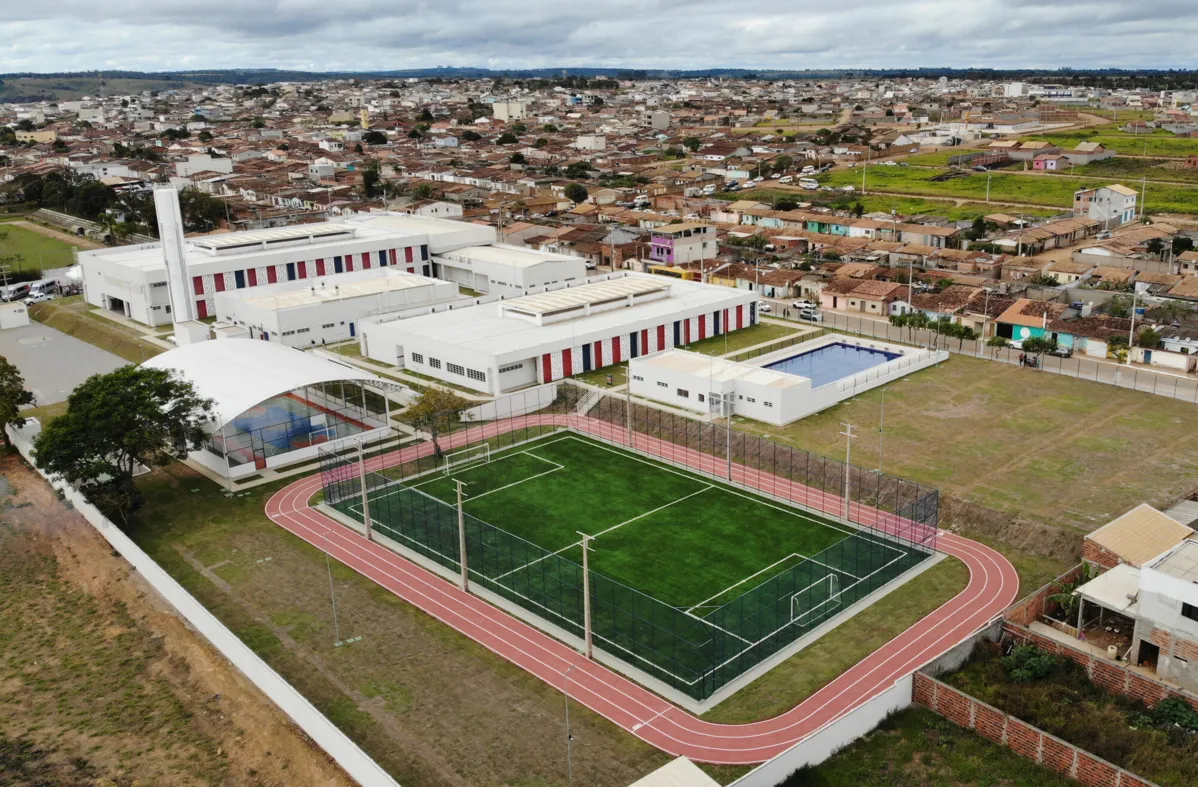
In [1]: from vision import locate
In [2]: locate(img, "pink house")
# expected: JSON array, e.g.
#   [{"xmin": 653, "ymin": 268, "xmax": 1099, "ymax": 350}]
[{"xmin": 1033, "ymin": 154, "xmax": 1067, "ymax": 171}]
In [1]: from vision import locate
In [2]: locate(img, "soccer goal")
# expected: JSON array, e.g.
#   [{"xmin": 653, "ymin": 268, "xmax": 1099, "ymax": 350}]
[
  {"xmin": 790, "ymin": 573, "xmax": 842, "ymax": 627},
  {"xmin": 443, "ymin": 444, "xmax": 491, "ymax": 474}
]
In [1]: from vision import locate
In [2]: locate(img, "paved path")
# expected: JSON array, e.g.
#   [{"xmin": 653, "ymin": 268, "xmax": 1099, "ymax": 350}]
[{"xmin": 266, "ymin": 414, "xmax": 1018, "ymax": 764}]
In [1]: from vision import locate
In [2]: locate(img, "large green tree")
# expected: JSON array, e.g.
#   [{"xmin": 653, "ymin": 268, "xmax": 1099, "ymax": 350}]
[
  {"xmin": 564, "ymin": 183, "xmax": 589, "ymax": 204},
  {"xmin": 404, "ymin": 388, "xmax": 470, "ymax": 459},
  {"xmin": 0, "ymin": 356, "xmax": 34, "ymax": 448},
  {"xmin": 33, "ymin": 366, "xmax": 213, "ymax": 520}
]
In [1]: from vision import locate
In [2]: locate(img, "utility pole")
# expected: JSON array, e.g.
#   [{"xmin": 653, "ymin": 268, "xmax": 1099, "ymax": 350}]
[
  {"xmin": 878, "ymin": 389, "xmax": 885, "ymax": 474},
  {"xmin": 578, "ymin": 533, "xmax": 594, "ymax": 659},
  {"xmin": 563, "ymin": 664, "xmax": 578, "ymax": 787},
  {"xmin": 986, "ymin": 171, "xmax": 992, "ymax": 203},
  {"xmin": 1126, "ymin": 288, "xmax": 1139, "ymax": 366},
  {"xmin": 357, "ymin": 438, "xmax": 373, "ymax": 541},
  {"xmin": 456, "ymin": 480, "xmax": 469, "ymax": 590},
  {"xmin": 840, "ymin": 423, "xmax": 856, "ymax": 520}
]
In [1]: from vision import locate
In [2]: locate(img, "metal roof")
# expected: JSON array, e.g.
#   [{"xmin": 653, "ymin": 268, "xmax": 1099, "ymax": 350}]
[
  {"xmin": 190, "ymin": 224, "xmax": 355, "ymax": 251},
  {"xmin": 1152, "ymin": 540, "xmax": 1198, "ymax": 582},
  {"xmin": 503, "ymin": 277, "xmax": 667, "ymax": 316}
]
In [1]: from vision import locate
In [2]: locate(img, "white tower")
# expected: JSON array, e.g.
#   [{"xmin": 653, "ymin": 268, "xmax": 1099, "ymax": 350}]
[{"xmin": 153, "ymin": 187, "xmax": 208, "ymax": 345}]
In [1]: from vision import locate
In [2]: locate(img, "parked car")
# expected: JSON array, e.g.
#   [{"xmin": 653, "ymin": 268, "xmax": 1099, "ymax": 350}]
[
  {"xmin": 797, "ymin": 308, "xmax": 823, "ymax": 322},
  {"xmin": 792, "ymin": 299, "xmax": 817, "ymax": 310},
  {"xmin": 758, "ymin": 302, "xmax": 772, "ymax": 313},
  {"xmin": 0, "ymin": 283, "xmax": 31, "ymax": 302},
  {"xmin": 883, "ymin": 160, "xmax": 898, "ymax": 166},
  {"xmin": 24, "ymin": 292, "xmax": 55, "ymax": 306},
  {"xmin": 1049, "ymin": 345, "xmax": 1073, "ymax": 358}
]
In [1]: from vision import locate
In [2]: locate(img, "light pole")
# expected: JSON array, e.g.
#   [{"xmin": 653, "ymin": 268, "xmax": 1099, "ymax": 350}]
[
  {"xmin": 563, "ymin": 664, "xmax": 578, "ymax": 787},
  {"xmin": 357, "ymin": 437, "xmax": 373, "ymax": 542},
  {"xmin": 578, "ymin": 532, "xmax": 594, "ymax": 659},
  {"xmin": 456, "ymin": 480, "xmax": 469, "ymax": 590},
  {"xmin": 878, "ymin": 388, "xmax": 886, "ymax": 473},
  {"xmin": 324, "ymin": 543, "xmax": 343, "ymax": 647},
  {"xmin": 840, "ymin": 422, "xmax": 856, "ymax": 520},
  {"xmin": 986, "ymin": 170, "xmax": 992, "ymax": 203},
  {"xmin": 1126, "ymin": 288, "xmax": 1139, "ymax": 366}
]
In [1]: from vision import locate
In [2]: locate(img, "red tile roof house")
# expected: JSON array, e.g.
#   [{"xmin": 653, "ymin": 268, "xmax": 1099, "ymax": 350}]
[{"xmin": 845, "ymin": 280, "xmax": 905, "ymax": 316}]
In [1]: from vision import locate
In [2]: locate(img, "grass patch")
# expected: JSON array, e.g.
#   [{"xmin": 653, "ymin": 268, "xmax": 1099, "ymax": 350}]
[
  {"xmin": 732, "ymin": 353, "xmax": 1198, "ymax": 534},
  {"xmin": 718, "ymin": 188, "xmax": 1060, "ymax": 220},
  {"xmin": 1028, "ymin": 128, "xmax": 1198, "ymax": 158},
  {"xmin": 0, "ymin": 223, "xmax": 82, "ymax": 274},
  {"xmin": 29, "ymin": 296, "xmax": 162, "ymax": 363},
  {"xmin": 943, "ymin": 642, "xmax": 1198, "ymax": 787},
  {"xmin": 704, "ymin": 557, "xmax": 969, "ymax": 723},
  {"xmin": 574, "ymin": 361, "xmax": 628, "ymax": 388},
  {"xmin": 680, "ymin": 321, "xmax": 800, "ymax": 357},
  {"xmin": 784, "ymin": 706, "xmax": 1074, "ymax": 786}
]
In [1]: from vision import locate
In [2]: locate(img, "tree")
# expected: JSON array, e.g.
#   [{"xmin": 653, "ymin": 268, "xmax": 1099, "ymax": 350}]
[
  {"xmin": 197, "ymin": 130, "xmax": 213, "ymax": 142},
  {"xmin": 1137, "ymin": 326, "xmax": 1162, "ymax": 348},
  {"xmin": 957, "ymin": 325, "xmax": 978, "ymax": 351},
  {"xmin": 510, "ymin": 152, "xmax": 527, "ymax": 165},
  {"xmin": 1146, "ymin": 237, "xmax": 1165, "ymax": 257},
  {"xmin": 510, "ymin": 122, "xmax": 527, "ymax": 134},
  {"xmin": 251, "ymin": 118, "xmax": 266, "ymax": 129},
  {"xmin": 987, "ymin": 335, "xmax": 1010, "ymax": 355},
  {"xmin": 418, "ymin": 108, "xmax": 434, "ymax": 123},
  {"xmin": 1109, "ymin": 294, "xmax": 1133, "ymax": 319},
  {"xmin": 407, "ymin": 127, "xmax": 425, "ymax": 140},
  {"xmin": 15, "ymin": 119, "xmax": 35, "ymax": 132},
  {"xmin": 773, "ymin": 154, "xmax": 793, "ymax": 174},
  {"xmin": 564, "ymin": 161, "xmax": 591, "ymax": 180},
  {"xmin": 497, "ymin": 132, "xmax": 519, "ymax": 144},
  {"xmin": 33, "ymin": 366, "xmax": 213, "ymax": 520},
  {"xmin": 460, "ymin": 129, "xmax": 482, "ymax": 142},
  {"xmin": 564, "ymin": 183, "xmax": 589, "ymax": 204},
  {"xmin": 683, "ymin": 136, "xmax": 701, "ymax": 152},
  {"xmin": 51, "ymin": 138, "xmax": 68, "ymax": 151},
  {"xmin": 403, "ymin": 388, "xmax": 470, "ymax": 460},
  {"xmin": 775, "ymin": 198, "xmax": 798, "ymax": 212},
  {"xmin": 543, "ymin": 123, "xmax": 560, "ymax": 133},
  {"xmin": 852, "ymin": 202, "xmax": 865, "ymax": 218},
  {"xmin": 534, "ymin": 137, "xmax": 548, "ymax": 149},
  {"xmin": 362, "ymin": 160, "xmax": 382, "ymax": 199},
  {"xmin": 362, "ymin": 130, "xmax": 388, "ymax": 145},
  {"xmin": 177, "ymin": 188, "xmax": 226, "ymax": 232},
  {"xmin": 411, "ymin": 182, "xmax": 439, "ymax": 200},
  {"xmin": 1021, "ymin": 335, "xmax": 1058, "ymax": 359},
  {"xmin": 0, "ymin": 356, "xmax": 34, "ymax": 448}
]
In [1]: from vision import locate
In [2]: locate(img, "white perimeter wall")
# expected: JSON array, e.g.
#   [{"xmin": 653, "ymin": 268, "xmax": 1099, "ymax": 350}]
[
  {"xmin": 6, "ymin": 420, "xmax": 400, "ymax": 787},
  {"xmin": 730, "ymin": 675, "xmax": 913, "ymax": 787}
]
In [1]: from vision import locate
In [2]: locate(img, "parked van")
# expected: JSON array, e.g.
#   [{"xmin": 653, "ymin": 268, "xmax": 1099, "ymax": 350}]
[
  {"xmin": 801, "ymin": 165, "xmax": 816, "ymax": 175},
  {"xmin": 0, "ymin": 283, "xmax": 30, "ymax": 302},
  {"xmin": 27, "ymin": 279, "xmax": 58, "ymax": 298},
  {"xmin": 778, "ymin": 175, "xmax": 794, "ymax": 184},
  {"xmin": 799, "ymin": 178, "xmax": 819, "ymax": 190}
]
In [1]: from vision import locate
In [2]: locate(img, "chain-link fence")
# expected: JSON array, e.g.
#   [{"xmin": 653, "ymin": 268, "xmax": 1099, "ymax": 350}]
[
  {"xmin": 316, "ymin": 382, "xmax": 938, "ymax": 701},
  {"xmin": 790, "ymin": 309, "xmax": 1198, "ymax": 403}
]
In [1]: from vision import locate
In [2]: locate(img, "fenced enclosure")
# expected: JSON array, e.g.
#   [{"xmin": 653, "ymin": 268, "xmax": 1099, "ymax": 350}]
[{"xmin": 317, "ymin": 383, "xmax": 938, "ymax": 701}]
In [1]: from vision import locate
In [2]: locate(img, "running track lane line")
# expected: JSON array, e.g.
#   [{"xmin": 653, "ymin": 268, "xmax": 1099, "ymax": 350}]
[{"xmin": 266, "ymin": 415, "xmax": 1018, "ymax": 764}]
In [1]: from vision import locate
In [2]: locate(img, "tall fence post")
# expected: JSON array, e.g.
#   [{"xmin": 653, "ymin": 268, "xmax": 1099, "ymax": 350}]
[
  {"xmin": 579, "ymin": 532, "xmax": 593, "ymax": 659},
  {"xmin": 357, "ymin": 438, "xmax": 372, "ymax": 542},
  {"xmin": 456, "ymin": 480, "xmax": 469, "ymax": 591}
]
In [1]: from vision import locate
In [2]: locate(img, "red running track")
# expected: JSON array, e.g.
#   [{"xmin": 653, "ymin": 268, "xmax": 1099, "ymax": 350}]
[{"xmin": 266, "ymin": 414, "xmax": 1018, "ymax": 764}]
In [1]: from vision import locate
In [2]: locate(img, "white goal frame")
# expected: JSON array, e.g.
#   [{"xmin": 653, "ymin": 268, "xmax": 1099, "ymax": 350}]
[
  {"xmin": 443, "ymin": 444, "xmax": 491, "ymax": 474},
  {"xmin": 790, "ymin": 573, "xmax": 841, "ymax": 626}
]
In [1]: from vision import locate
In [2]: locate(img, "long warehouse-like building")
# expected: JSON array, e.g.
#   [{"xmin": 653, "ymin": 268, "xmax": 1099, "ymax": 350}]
[{"xmin": 359, "ymin": 272, "xmax": 760, "ymax": 395}]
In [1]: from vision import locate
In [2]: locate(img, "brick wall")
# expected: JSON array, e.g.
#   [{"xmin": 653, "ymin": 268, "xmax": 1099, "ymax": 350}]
[
  {"xmin": 913, "ymin": 672, "xmax": 1161, "ymax": 787},
  {"xmin": 1082, "ymin": 539, "xmax": 1123, "ymax": 570},
  {"xmin": 1004, "ymin": 564, "xmax": 1085, "ymax": 627},
  {"xmin": 1003, "ymin": 623, "xmax": 1198, "ymax": 711}
]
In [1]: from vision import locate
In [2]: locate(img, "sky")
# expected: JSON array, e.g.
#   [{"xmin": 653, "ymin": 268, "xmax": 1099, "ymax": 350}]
[{"xmin": 2, "ymin": 0, "xmax": 1196, "ymax": 73}]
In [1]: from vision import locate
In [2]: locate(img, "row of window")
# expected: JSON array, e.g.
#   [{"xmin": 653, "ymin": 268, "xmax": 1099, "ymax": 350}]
[
  {"xmin": 191, "ymin": 245, "xmax": 430, "ymax": 296},
  {"xmin": 414, "ymin": 354, "xmax": 488, "ymax": 383},
  {"xmin": 499, "ymin": 363, "xmax": 524, "ymax": 374},
  {"xmin": 644, "ymin": 380, "xmax": 774, "ymax": 410}
]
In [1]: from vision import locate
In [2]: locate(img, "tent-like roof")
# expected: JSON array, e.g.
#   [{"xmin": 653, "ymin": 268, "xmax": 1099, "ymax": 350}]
[
  {"xmin": 143, "ymin": 339, "xmax": 387, "ymax": 431},
  {"xmin": 1086, "ymin": 503, "xmax": 1194, "ymax": 568}
]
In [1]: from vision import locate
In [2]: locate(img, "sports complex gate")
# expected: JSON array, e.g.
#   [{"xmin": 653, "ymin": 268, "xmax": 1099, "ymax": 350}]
[{"xmin": 318, "ymin": 382, "xmax": 940, "ymax": 702}]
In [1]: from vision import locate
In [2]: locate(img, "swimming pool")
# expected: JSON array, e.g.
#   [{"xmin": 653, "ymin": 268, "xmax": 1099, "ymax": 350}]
[{"xmin": 765, "ymin": 342, "xmax": 902, "ymax": 387}]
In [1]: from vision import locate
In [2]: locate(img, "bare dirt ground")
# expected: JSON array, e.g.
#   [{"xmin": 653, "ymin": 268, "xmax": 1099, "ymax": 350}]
[
  {"xmin": 0, "ymin": 452, "xmax": 355, "ymax": 787},
  {"xmin": 8, "ymin": 219, "xmax": 105, "ymax": 250}
]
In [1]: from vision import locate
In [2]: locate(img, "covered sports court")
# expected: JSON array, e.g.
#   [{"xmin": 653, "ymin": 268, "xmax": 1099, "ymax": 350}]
[{"xmin": 144, "ymin": 339, "xmax": 399, "ymax": 479}]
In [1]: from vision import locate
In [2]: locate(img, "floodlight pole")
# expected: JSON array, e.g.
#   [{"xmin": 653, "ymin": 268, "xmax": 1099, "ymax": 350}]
[
  {"xmin": 326, "ymin": 549, "xmax": 342, "ymax": 647},
  {"xmin": 840, "ymin": 423, "xmax": 857, "ymax": 521},
  {"xmin": 578, "ymin": 532, "xmax": 593, "ymax": 659},
  {"xmin": 357, "ymin": 437, "xmax": 372, "ymax": 542},
  {"xmin": 457, "ymin": 480, "xmax": 469, "ymax": 591}
]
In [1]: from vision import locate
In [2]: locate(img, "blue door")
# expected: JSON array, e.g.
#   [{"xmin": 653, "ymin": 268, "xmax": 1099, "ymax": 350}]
[{"xmin": 349, "ymin": 322, "xmax": 356, "ymax": 338}]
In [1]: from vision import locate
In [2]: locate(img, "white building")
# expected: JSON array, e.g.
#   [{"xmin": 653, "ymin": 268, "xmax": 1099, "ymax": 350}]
[
  {"xmin": 359, "ymin": 273, "xmax": 760, "ymax": 395},
  {"xmin": 432, "ymin": 244, "xmax": 588, "ymax": 296},
  {"xmin": 628, "ymin": 336, "xmax": 946, "ymax": 425},
  {"xmin": 1074, "ymin": 184, "xmax": 1139, "ymax": 230},
  {"xmin": 575, "ymin": 135, "xmax": 607, "ymax": 151},
  {"xmin": 492, "ymin": 101, "xmax": 528, "ymax": 121},
  {"xmin": 213, "ymin": 267, "xmax": 458, "ymax": 347},
  {"xmin": 78, "ymin": 202, "xmax": 489, "ymax": 328},
  {"xmin": 175, "ymin": 154, "xmax": 234, "ymax": 178}
]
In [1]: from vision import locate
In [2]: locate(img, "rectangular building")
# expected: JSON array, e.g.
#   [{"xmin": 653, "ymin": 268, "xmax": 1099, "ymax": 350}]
[
  {"xmin": 649, "ymin": 223, "xmax": 718, "ymax": 265},
  {"xmin": 359, "ymin": 273, "xmax": 760, "ymax": 395},
  {"xmin": 432, "ymin": 244, "xmax": 588, "ymax": 296}
]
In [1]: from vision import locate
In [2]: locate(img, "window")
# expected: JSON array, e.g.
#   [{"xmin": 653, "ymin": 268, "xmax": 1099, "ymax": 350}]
[
  {"xmin": 697, "ymin": 393, "xmax": 705, "ymax": 403},
  {"xmin": 151, "ymin": 281, "xmax": 167, "ymax": 288},
  {"xmin": 322, "ymin": 323, "xmax": 335, "ymax": 329},
  {"xmin": 747, "ymin": 397, "xmax": 756, "ymax": 403},
  {"xmin": 632, "ymin": 375, "xmax": 644, "ymax": 382},
  {"xmin": 499, "ymin": 363, "xmax": 523, "ymax": 374},
  {"xmin": 657, "ymin": 381, "xmax": 668, "ymax": 388},
  {"xmin": 447, "ymin": 362, "xmax": 465, "ymax": 376},
  {"xmin": 429, "ymin": 358, "xmax": 442, "ymax": 369},
  {"xmin": 411, "ymin": 352, "xmax": 424, "ymax": 364},
  {"xmin": 764, "ymin": 401, "xmax": 774, "ymax": 407},
  {"xmin": 677, "ymin": 389, "xmax": 689, "ymax": 398},
  {"xmin": 1183, "ymin": 603, "xmax": 1198, "ymax": 623},
  {"xmin": 467, "ymin": 369, "xmax": 486, "ymax": 382}
]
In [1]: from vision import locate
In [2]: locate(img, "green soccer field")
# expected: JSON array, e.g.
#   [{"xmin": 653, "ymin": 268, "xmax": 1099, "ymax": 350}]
[
  {"xmin": 330, "ymin": 431, "xmax": 931, "ymax": 698},
  {"xmin": 359, "ymin": 434, "xmax": 913, "ymax": 608}
]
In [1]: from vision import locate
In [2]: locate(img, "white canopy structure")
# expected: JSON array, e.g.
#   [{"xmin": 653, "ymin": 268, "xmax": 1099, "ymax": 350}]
[
  {"xmin": 144, "ymin": 338, "xmax": 389, "ymax": 431},
  {"xmin": 143, "ymin": 339, "xmax": 398, "ymax": 479}
]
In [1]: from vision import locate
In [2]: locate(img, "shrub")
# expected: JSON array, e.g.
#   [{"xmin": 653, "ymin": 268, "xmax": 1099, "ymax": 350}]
[
  {"xmin": 1002, "ymin": 645, "xmax": 1059, "ymax": 683},
  {"xmin": 1153, "ymin": 697, "xmax": 1198, "ymax": 732}
]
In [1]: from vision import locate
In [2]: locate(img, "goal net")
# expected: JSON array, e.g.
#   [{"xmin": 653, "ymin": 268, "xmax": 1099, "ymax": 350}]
[
  {"xmin": 790, "ymin": 573, "xmax": 842, "ymax": 627},
  {"xmin": 443, "ymin": 444, "xmax": 491, "ymax": 474}
]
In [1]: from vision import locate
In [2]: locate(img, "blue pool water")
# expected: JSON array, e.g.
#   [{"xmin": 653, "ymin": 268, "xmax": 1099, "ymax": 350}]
[{"xmin": 765, "ymin": 342, "xmax": 901, "ymax": 387}]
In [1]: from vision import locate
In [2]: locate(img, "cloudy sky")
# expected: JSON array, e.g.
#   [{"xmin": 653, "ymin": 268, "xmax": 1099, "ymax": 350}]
[{"xmin": 3, "ymin": 0, "xmax": 1195, "ymax": 73}]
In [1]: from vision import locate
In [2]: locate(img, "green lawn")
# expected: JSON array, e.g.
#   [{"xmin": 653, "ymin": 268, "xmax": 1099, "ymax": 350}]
[
  {"xmin": 679, "ymin": 321, "xmax": 801, "ymax": 357},
  {"xmin": 0, "ymin": 223, "xmax": 81, "ymax": 274},
  {"xmin": 1028, "ymin": 128, "xmax": 1198, "ymax": 158},
  {"xmin": 784, "ymin": 707, "xmax": 1074, "ymax": 787},
  {"xmin": 1070, "ymin": 155, "xmax": 1198, "ymax": 184},
  {"xmin": 338, "ymin": 431, "xmax": 932, "ymax": 699},
  {"xmin": 29, "ymin": 296, "xmax": 163, "ymax": 363},
  {"xmin": 718, "ymin": 188, "xmax": 1060, "ymax": 220},
  {"xmin": 819, "ymin": 165, "xmax": 1198, "ymax": 215}
]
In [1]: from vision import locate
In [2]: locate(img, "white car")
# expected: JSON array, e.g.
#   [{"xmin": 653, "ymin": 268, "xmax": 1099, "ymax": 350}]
[
  {"xmin": 792, "ymin": 299, "xmax": 816, "ymax": 310},
  {"xmin": 883, "ymin": 160, "xmax": 898, "ymax": 166},
  {"xmin": 24, "ymin": 292, "xmax": 55, "ymax": 306},
  {"xmin": 758, "ymin": 302, "xmax": 772, "ymax": 313},
  {"xmin": 797, "ymin": 308, "xmax": 823, "ymax": 322}
]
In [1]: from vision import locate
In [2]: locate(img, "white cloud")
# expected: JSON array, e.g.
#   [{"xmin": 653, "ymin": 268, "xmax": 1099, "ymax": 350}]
[{"xmin": 0, "ymin": 0, "xmax": 1194, "ymax": 72}]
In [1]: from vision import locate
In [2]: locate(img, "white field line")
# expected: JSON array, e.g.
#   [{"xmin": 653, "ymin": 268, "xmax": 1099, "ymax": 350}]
[
  {"xmin": 590, "ymin": 485, "xmax": 714, "ymax": 539},
  {"xmin": 461, "ymin": 453, "xmax": 564, "ymax": 502}
]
